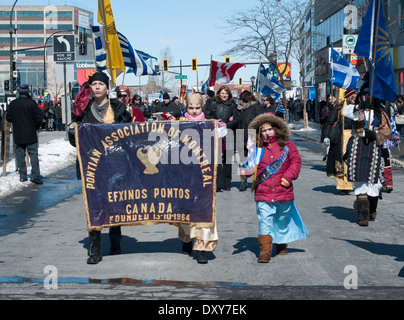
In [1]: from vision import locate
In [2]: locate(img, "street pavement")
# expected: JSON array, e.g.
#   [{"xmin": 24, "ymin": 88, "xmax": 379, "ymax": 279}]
[{"xmin": 0, "ymin": 122, "xmax": 404, "ymax": 303}]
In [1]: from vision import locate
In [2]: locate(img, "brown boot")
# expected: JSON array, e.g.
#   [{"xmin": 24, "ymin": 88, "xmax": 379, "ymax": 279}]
[
  {"xmin": 356, "ymin": 194, "xmax": 369, "ymax": 227},
  {"xmin": 275, "ymin": 243, "xmax": 288, "ymax": 255},
  {"xmin": 257, "ymin": 235, "xmax": 273, "ymax": 263}
]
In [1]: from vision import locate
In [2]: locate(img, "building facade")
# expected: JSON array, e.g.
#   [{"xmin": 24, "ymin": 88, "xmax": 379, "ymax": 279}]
[
  {"xmin": 0, "ymin": 5, "xmax": 95, "ymax": 98},
  {"xmin": 311, "ymin": 0, "xmax": 404, "ymax": 106}
]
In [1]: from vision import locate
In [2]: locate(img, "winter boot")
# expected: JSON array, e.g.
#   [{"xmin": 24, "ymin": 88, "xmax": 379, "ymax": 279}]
[
  {"xmin": 356, "ymin": 194, "xmax": 370, "ymax": 227},
  {"xmin": 368, "ymin": 196, "xmax": 379, "ymax": 220},
  {"xmin": 182, "ymin": 241, "xmax": 193, "ymax": 255},
  {"xmin": 257, "ymin": 235, "xmax": 273, "ymax": 263},
  {"xmin": 87, "ymin": 231, "xmax": 102, "ymax": 264},
  {"xmin": 275, "ymin": 243, "xmax": 288, "ymax": 255},
  {"xmin": 196, "ymin": 251, "xmax": 208, "ymax": 264},
  {"xmin": 109, "ymin": 226, "xmax": 122, "ymax": 255},
  {"xmin": 239, "ymin": 177, "xmax": 248, "ymax": 191}
]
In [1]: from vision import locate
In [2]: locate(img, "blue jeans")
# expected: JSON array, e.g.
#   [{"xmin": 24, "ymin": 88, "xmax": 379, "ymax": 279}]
[{"xmin": 16, "ymin": 143, "xmax": 40, "ymax": 180}]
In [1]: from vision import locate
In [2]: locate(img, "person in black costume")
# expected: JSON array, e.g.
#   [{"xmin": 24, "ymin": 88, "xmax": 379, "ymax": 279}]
[{"xmin": 70, "ymin": 72, "xmax": 132, "ymax": 264}]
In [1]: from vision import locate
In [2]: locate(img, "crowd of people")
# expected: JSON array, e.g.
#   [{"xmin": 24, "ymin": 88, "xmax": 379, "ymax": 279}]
[
  {"xmin": 3, "ymin": 70, "xmax": 403, "ymax": 265},
  {"xmin": 320, "ymin": 73, "xmax": 403, "ymax": 227}
]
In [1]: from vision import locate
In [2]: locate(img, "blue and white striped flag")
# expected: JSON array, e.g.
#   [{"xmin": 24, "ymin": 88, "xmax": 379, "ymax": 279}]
[
  {"xmin": 92, "ymin": 26, "xmax": 157, "ymax": 76},
  {"xmin": 117, "ymin": 31, "xmax": 157, "ymax": 77},
  {"xmin": 241, "ymin": 146, "xmax": 265, "ymax": 176},
  {"xmin": 92, "ymin": 26, "xmax": 107, "ymax": 71},
  {"xmin": 275, "ymin": 102, "xmax": 287, "ymax": 114},
  {"xmin": 256, "ymin": 64, "xmax": 284, "ymax": 100},
  {"xmin": 330, "ymin": 48, "xmax": 361, "ymax": 91}
]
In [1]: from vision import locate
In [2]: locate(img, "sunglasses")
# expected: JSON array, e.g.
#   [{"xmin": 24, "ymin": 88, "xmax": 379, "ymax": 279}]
[{"xmin": 117, "ymin": 93, "xmax": 128, "ymax": 98}]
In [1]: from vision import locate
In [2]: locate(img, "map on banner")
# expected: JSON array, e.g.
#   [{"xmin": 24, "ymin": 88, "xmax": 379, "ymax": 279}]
[{"xmin": 75, "ymin": 120, "xmax": 218, "ymax": 231}]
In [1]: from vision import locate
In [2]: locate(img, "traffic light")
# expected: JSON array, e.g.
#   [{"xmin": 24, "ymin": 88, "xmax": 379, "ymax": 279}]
[
  {"xmin": 191, "ymin": 58, "xmax": 197, "ymax": 71},
  {"xmin": 162, "ymin": 59, "xmax": 169, "ymax": 72},
  {"xmin": 79, "ymin": 32, "xmax": 87, "ymax": 55},
  {"xmin": 238, "ymin": 77, "xmax": 243, "ymax": 85},
  {"xmin": 225, "ymin": 56, "xmax": 231, "ymax": 63},
  {"xmin": 4, "ymin": 80, "xmax": 9, "ymax": 92}
]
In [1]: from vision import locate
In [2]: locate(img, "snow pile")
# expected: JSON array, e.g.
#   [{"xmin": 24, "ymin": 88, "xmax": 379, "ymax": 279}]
[{"xmin": 0, "ymin": 138, "xmax": 77, "ymax": 198}]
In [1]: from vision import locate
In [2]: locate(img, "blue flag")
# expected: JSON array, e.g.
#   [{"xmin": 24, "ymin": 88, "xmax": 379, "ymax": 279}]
[
  {"xmin": 330, "ymin": 48, "xmax": 361, "ymax": 91},
  {"xmin": 256, "ymin": 64, "xmax": 284, "ymax": 100},
  {"xmin": 354, "ymin": 0, "xmax": 397, "ymax": 102}
]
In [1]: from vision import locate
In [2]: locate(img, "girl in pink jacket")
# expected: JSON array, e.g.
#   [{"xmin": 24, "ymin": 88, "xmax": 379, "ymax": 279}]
[{"xmin": 241, "ymin": 113, "xmax": 308, "ymax": 263}]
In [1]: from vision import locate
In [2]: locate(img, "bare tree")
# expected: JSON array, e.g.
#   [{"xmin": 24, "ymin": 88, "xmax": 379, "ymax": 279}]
[
  {"xmin": 222, "ymin": 0, "xmax": 308, "ymax": 87},
  {"xmin": 221, "ymin": 0, "xmax": 308, "ymax": 121}
]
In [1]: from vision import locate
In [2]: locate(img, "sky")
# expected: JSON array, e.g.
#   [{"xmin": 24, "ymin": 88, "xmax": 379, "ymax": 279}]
[{"xmin": 3, "ymin": 0, "xmax": 300, "ymax": 91}]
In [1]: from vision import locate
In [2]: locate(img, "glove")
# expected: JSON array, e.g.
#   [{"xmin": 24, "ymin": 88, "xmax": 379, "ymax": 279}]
[
  {"xmin": 359, "ymin": 100, "xmax": 371, "ymax": 110},
  {"xmin": 364, "ymin": 129, "xmax": 376, "ymax": 142},
  {"xmin": 323, "ymin": 138, "xmax": 330, "ymax": 146},
  {"xmin": 281, "ymin": 178, "xmax": 291, "ymax": 188}
]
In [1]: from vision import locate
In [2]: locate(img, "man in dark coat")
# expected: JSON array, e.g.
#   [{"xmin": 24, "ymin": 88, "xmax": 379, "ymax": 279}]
[
  {"xmin": 153, "ymin": 92, "xmax": 181, "ymax": 118},
  {"xmin": 6, "ymin": 84, "xmax": 43, "ymax": 184}
]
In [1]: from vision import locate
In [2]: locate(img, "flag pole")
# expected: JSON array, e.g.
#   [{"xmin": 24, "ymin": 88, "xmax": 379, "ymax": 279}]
[
  {"xmin": 90, "ymin": 18, "xmax": 98, "ymax": 73},
  {"xmin": 369, "ymin": 0, "xmax": 381, "ymax": 105},
  {"xmin": 367, "ymin": 0, "xmax": 382, "ymax": 131},
  {"xmin": 255, "ymin": 57, "xmax": 262, "ymax": 93},
  {"xmin": 330, "ymin": 42, "xmax": 334, "ymax": 96},
  {"xmin": 99, "ymin": 0, "xmax": 114, "ymax": 87},
  {"xmin": 208, "ymin": 55, "xmax": 213, "ymax": 87}
]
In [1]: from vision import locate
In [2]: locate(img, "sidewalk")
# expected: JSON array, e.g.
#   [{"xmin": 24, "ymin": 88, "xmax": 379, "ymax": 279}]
[{"xmin": 289, "ymin": 120, "xmax": 404, "ymax": 168}]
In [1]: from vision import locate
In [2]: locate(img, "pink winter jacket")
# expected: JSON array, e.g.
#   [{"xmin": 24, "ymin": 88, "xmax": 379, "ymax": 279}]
[{"xmin": 254, "ymin": 138, "xmax": 301, "ymax": 203}]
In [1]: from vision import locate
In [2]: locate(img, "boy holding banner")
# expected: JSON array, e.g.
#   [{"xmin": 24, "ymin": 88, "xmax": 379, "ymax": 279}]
[{"xmin": 71, "ymin": 71, "xmax": 133, "ymax": 264}]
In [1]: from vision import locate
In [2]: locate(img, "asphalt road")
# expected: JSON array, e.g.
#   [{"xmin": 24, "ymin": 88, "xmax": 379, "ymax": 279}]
[{"xmin": 0, "ymin": 126, "xmax": 404, "ymax": 306}]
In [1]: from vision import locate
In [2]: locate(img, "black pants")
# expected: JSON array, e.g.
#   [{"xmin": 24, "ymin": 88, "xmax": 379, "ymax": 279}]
[{"xmin": 217, "ymin": 163, "xmax": 232, "ymax": 190}]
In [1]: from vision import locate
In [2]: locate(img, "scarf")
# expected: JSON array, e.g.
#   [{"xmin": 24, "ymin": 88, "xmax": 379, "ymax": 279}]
[{"xmin": 184, "ymin": 112, "xmax": 205, "ymax": 121}]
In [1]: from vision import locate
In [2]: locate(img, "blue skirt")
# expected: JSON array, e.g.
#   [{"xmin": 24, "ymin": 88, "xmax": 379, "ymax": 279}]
[{"xmin": 256, "ymin": 201, "xmax": 309, "ymax": 244}]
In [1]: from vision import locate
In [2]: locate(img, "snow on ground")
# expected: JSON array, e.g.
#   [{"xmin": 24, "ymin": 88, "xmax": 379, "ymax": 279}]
[{"xmin": 0, "ymin": 138, "xmax": 77, "ymax": 198}]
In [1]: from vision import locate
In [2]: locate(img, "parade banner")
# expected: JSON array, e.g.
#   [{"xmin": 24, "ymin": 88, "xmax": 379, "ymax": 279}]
[{"xmin": 75, "ymin": 120, "xmax": 218, "ymax": 231}]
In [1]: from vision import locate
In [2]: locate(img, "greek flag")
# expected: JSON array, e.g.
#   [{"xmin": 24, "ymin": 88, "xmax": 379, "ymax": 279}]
[
  {"xmin": 117, "ymin": 32, "xmax": 157, "ymax": 76},
  {"xmin": 256, "ymin": 64, "xmax": 284, "ymax": 100},
  {"xmin": 92, "ymin": 26, "xmax": 107, "ymax": 71},
  {"xmin": 92, "ymin": 26, "xmax": 157, "ymax": 76},
  {"xmin": 241, "ymin": 146, "xmax": 265, "ymax": 176},
  {"xmin": 275, "ymin": 103, "xmax": 287, "ymax": 114},
  {"xmin": 330, "ymin": 48, "xmax": 361, "ymax": 91}
]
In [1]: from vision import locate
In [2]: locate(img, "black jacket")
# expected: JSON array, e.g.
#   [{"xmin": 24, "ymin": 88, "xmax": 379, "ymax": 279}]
[
  {"xmin": 205, "ymin": 98, "xmax": 239, "ymax": 130},
  {"xmin": 73, "ymin": 98, "xmax": 132, "ymax": 124},
  {"xmin": 6, "ymin": 94, "xmax": 43, "ymax": 145},
  {"xmin": 153, "ymin": 101, "xmax": 181, "ymax": 118},
  {"xmin": 134, "ymin": 102, "xmax": 151, "ymax": 119},
  {"xmin": 237, "ymin": 102, "xmax": 262, "ymax": 156}
]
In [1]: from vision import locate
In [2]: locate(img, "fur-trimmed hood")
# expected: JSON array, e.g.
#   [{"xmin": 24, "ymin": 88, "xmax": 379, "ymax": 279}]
[{"xmin": 249, "ymin": 113, "xmax": 291, "ymax": 138}]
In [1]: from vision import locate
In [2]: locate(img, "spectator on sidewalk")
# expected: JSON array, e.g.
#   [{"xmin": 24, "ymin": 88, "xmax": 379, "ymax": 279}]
[{"xmin": 6, "ymin": 84, "xmax": 43, "ymax": 184}]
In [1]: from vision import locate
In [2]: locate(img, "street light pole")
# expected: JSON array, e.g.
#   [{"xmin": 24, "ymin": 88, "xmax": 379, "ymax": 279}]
[{"xmin": 9, "ymin": 0, "xmax": 18, "ymax": 93}]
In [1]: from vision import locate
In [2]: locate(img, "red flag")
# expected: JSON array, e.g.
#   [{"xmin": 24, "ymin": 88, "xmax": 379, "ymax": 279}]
[{"xmin": 209, "ymin": 60, "xmax": 245, "ymax": 86}]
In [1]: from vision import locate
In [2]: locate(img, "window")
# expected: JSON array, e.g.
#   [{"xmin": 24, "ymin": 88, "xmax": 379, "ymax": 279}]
[
  {"xmin": 18, "ymin": 37, "xmax": 44, "ymax": 44},
  {"xmin": 45, "ymin": 11, "xmax": 72, "ymax": 18},
  {"xmin": 46, "ymin": 24, "xmax": 73, "ymax": 30},
  {"xmin": 0, "ymin": 11, "xmax": 12, "ymax": 17},
  {"xmin": 17, "ymin": 11, "xmax": 43, "ymax": 18},
  {"xmin": 0, "ymin": 38, "xmax": 14, "ymax": 43},
  {"xmin": 18, "ymin": 24, "xmax": 44, "ymax": 31}
]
